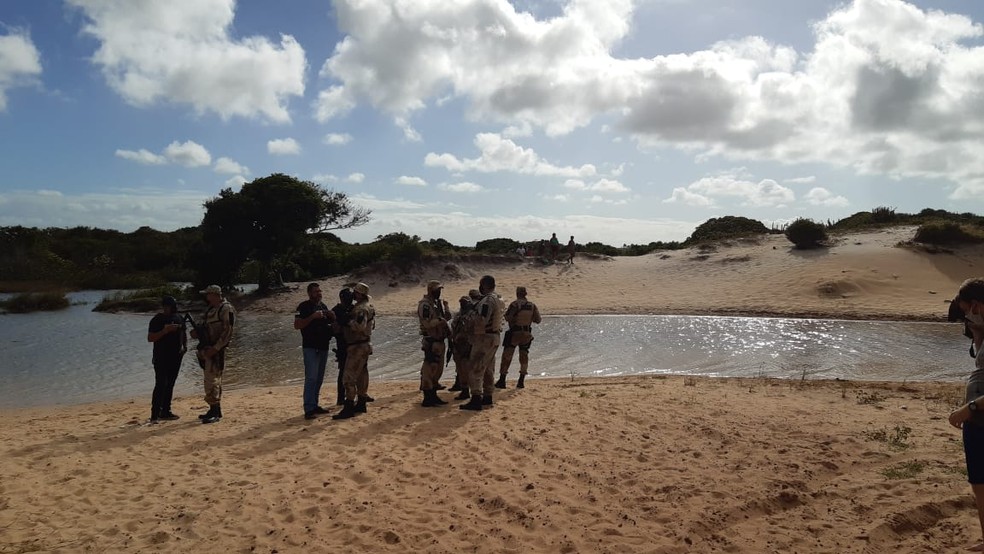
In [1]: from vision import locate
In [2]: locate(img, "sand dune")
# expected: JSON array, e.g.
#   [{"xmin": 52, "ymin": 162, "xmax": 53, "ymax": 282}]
[
  {"xmin": 0, "ymin": 377, "xmax": 978, "ymax": 553},
  {"xmin": 249, "ymin": 226, "xmax": 984, "ymax": 321}
]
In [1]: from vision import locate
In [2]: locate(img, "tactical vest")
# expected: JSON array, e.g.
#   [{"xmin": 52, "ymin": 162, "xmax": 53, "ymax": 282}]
[
  {"xmin": 418, "ymin": 296, "xmax": 449, "ymax": 338},
  {"xmin": 512, "ymin": 301, "xmax": 536, "ymax": 327},
  {"xmin": 344, "ymin": 301, "xmax": 375, "ymax": 343},
  {"xmin": 203, "ymin": 301, "xmax": 235, "ymax": 348}
]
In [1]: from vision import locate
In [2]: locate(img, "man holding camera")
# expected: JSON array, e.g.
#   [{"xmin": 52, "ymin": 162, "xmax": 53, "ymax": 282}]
[
  {"xmin": 295, "ymin": 282, "xmax": 336, "ymax": 420},
  {"xmin": 147, "ymin": 295, "xmax": 186, "ymax": 423}
]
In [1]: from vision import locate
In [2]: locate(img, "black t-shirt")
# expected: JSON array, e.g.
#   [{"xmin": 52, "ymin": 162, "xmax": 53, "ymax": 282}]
[
  {"xmin": 296, "ymin": 300, "xmax": 333, "ymax": 350},
  {"xmin": 149, "ymin": 313, "xmax": 185, "ymax": 362}
]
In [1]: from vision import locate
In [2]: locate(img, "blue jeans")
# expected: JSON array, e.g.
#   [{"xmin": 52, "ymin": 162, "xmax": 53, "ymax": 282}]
[{"xmin": 303, "ymin": 348, "xmax": 329, "ymax": 413}]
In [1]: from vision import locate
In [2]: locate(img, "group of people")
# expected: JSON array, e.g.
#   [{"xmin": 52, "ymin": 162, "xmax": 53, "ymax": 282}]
[
  {"xmin": 147, "ymin": 285, "xmax": 234, "ymax": 424},
  {"xmin": 414, "ymin": 276, "xmax": 542, "ymax": 411},
  {"xmin": 145, "ymin": 273, "xmax": 542, "ymax": 424},
  {"xmin": 517, "ymin": 233, "xmax": 576, "ymax": 264}
]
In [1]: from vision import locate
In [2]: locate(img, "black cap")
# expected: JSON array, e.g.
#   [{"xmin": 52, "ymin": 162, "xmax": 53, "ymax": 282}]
[{"xmin": 162, "ymin": 295, "xmax": 178, "ymax": 307}]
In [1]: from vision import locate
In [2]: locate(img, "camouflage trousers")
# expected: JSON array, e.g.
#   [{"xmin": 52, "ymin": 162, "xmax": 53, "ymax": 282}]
[
  {"xmin": 342, "ymin": 343, "xmax": 371, "ymax": 402},
  {"xmin": 197, "ymin": 348, "xmax": 225, "ymax": 406},
  {"xmin": 499, "ymin": 344, "xmax": 531, "ymax": 376},
  {"xmin": 468, "ymin": 334, "xmax": 499, "ymax": 397},
  {"xmin": 452, "ymin": 345, "xmax": 471, "ymax": 389},
  {"xmin": 419, "ymin": 338, "xmax": 446, "ymax": 391}
]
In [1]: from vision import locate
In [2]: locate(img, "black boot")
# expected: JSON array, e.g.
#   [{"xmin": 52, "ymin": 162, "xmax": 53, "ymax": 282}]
[
  {"xmin": 435, "ymin": 382, "xmax": 446, "ymax": 391},
  {"xmin": 431, "ymin": 388, "xmax": 448, "ymax": 405},
  {"xmin": 355, "ymin": 397, "xmax": 368, "ymax": 414},
  {"xmin": 421, "ymin": 389, "xmax": 439, "ymax": 407},
  {"xmin": 459, "ymin": 395, "xmax": 483, "ymax": 411},
  {"xmin": 332, "ymin": 400, "xmax": 357, "ymax": 420},
  {"xmin": 201, "ymin": 404, "xmax": 222, "ymax": 424},
  {"xmin": 517, "ymin": 374, "xmax": 526, "ymax": 389},
  {"xmin": 454, "ymin": 387, "xmax": 470, "ymax": 400},
  {"xmin": 482, "ymin": 395, "xmax": 493, "ymax": 406},
  {"xmin": 449, "ymin": 376, "xmax": 462, "ymax": 392},
  {"xmin": 494, "ymin": 375, "xmax": 507, "ymax": 389},
  {"xmin": 198, "ymin": 405, "xmax": 216, "ymax": 420}
]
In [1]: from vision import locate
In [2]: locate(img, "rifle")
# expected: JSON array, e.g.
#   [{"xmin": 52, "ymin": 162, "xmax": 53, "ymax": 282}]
[{"xmin": 181, "ymin": 312, "xmax": 210, "ymax": 351}]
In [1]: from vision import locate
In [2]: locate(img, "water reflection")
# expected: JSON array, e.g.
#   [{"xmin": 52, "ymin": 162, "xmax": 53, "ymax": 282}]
[{"xmin": 0, "ymin": 291, "xmax": 974, "ymax": 409}]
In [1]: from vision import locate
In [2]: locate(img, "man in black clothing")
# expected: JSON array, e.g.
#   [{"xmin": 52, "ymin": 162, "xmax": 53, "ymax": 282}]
[
  {"xmin": 147, "ymin": 295, "xmax": 186, "ymax": 423},
  {"xmin": 295, "ymin": 283, "xmax": 336, "ymax": 420}
]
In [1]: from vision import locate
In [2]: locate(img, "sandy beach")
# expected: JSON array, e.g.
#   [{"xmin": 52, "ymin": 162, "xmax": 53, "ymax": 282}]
[
  {"xmin": 3, "ymin": 226, "xmax": 984, "ymax": 553},
  {"xmin": 0, "ymin": 377, "xmax": 977, "ymax": 553}
]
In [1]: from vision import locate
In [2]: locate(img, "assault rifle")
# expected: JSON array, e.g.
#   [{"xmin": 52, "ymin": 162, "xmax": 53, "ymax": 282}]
[{"xmin": 181, "ymin": 312, "xmax": 210, "ymax": 351}]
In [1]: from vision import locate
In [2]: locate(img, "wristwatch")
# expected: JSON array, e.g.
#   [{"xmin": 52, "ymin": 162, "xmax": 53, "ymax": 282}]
[{"xmin": 970, "ymin": 400, "xmax": 979, "ymax": 412}]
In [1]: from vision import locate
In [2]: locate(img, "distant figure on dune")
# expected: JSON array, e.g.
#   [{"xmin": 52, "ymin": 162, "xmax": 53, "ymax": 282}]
[
  {"xmin": 946, "ymin": 277, "xmax": 984, "ymax": 552},
  {"xmin": 566, "ymin": 236, "xmax": 576, "ymax": 264},
  {"xmin": 496, "ymin": 286, "xmax": 542, "ymax": 390},
  {"xmin": 549, "ymin": 233, "xmax": 560, "ymax": 260}
]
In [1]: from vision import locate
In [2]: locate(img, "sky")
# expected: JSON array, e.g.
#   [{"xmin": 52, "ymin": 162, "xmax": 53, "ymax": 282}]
[{"xmin": 1, "ymin": 0, "xmax": 983, "ymax": 246}]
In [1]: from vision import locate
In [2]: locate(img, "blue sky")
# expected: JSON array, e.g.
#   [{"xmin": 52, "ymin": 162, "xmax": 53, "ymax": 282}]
[{"xmin": 1, "ymin": 0, "xmax": 983, "ymax": 245}]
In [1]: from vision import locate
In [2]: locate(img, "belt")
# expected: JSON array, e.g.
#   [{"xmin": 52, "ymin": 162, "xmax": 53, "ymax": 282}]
[{"xmin": 510, "ymin": 326, "xmax": 532, "ymax": 331}]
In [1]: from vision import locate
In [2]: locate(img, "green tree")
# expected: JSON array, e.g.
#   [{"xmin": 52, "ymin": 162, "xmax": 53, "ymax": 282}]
[{"xmin": 198, "ymin": 174, "xmax": 370, "ymax": 291}]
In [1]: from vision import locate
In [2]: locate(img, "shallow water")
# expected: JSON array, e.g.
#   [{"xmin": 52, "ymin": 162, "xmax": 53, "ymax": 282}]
[{"xmin": 0, "ymin": 291, "xmax": 974, "ymax": 409}]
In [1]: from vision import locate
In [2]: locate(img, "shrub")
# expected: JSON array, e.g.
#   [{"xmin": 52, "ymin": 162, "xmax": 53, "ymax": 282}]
[
  {"xmin": 686, "ymin": 216, "xmax": 769, "ymax": 245},
  {"xmin": 0, "ymin": 291, "xmax": 70, "ymax": 313},
  {"xmin": 785, "ymin": 218, "xmax": 828, "ymax": 249},
  {"xmin": 475, "ymin": 238, "xmax": 521, "ymax": 254},
  {"xmin": 93, "ymin": 284, "xmax": 186, "ymax": 313},
  {"xmin": 913, "ymin": 222, "xmax": 984, "ymax": 245}
]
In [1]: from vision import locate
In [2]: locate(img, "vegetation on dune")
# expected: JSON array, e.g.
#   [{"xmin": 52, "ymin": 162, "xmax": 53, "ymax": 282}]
[
  {"xmin": 93, "ymin": 284, "xmax": 193, "ymax": 313},
  {"xmin": 785, "ymin": 218, "xmax": 829, "ymax": 249},
  {"xmin": 0, "ymin": 291, "xmax": 70, "ymax": 313},
  {"xmin": 3, "ymin": 178, "xmax": 983, "ymax": 297}
]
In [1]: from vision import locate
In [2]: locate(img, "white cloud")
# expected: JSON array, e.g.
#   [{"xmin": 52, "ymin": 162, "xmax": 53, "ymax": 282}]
[
  {"xmin": 805, "ymin": 187, "xmax": 850, "ymax": 207},
  {"xmin": 115, "ymin": 148, "xmax": 166, "ymax": 165},
  {"xmin": 164, "ymin": 140, "xmax": 212, "ymax": 167},
  {"xmin": 663, "ymin": 187, "xmax": 714, "ymax": 206},
  {"xmin": 268, "ymin": 137, "xmax": 301, "ymax": 155},
  {"xmin": 67, "ymin": 0, "xmax": 306, "ymax": 123},
  {"xmin": 323, "ymin": 132, "xmax": 353, "ymax": 146},
  {"xmin": 396, "ymin": 176, "xmax": 427, "ymax": 187},
  {"xmin": 346, "ymin": 172, "xmax": 365, "ymax": 183},
  {"xmin": 563, "ymin": 178, "xmax": 628, "ymax": 193},
  {"xmin": 224, "ymin": 175, "xmax": 248, "ymax": 188},
  {"xmin": 425, "ymin": 133, "xmax": 596, "ymax": 178},
  {"xmin": 315, "ymin": 0, "xmax": 984, "ymax": 196},
  {"xmin": 785, "ymin": 176, "xmax": 817, "ymax": 184},
  {"xmin": 0, "ymin": 188, "xmax": 209, "ymax": 230},
  {"xmin": 667, "ymin": 174, "xmax": 795, "ymax": 208},
  {"xmin": 395, "ymin": 116, "xmax": 422, "ymax": 142},
  {"xmin": 312, "ymin": 173, "xmax": 339, "ymax": 183},
  {"xmin": 213, "ymin": 156, "xmax": 249, "ymax": 175},
  {"xmin": 0, "ymin": 30, "xmax": 42, "ymax": 111},
  {"xmin": 440, "ymin": 182, "xmax": 484, "ymax": 193}
]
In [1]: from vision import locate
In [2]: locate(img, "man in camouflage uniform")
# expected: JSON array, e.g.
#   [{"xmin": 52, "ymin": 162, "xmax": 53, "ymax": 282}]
[
  {"xmin": 460, "ymin": 275, "xmax": 504, "ymax": 411},
  {"xmin": 449, "ymin": 290, "xmax": 480, "ymax": 400},
  {"xmin": 418, "ymin": 280, "xmax": 452, "ymax": 407},
  {"xmin": 496, "ymin": 286, "xmax": 542, "ymax": 389},
  {"xmin": 333, "ymin": 282, "xmax": 375, "ymax": 420},
  {"xmin": 193, "ymin": 285, "xmax": 235, "ymax": 424}
]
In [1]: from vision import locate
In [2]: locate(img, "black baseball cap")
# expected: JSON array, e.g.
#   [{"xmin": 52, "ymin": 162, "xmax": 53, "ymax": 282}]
[{"xmin": 162, "ymin": 295, "xmax": 178, "ymax": 307}]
